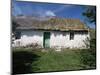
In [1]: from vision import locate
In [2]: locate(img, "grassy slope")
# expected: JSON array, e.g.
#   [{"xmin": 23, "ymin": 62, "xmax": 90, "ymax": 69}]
[
  {"xmin": 35, "ymin": 50, "xmax": 83, "ymax": 72},
  {"xmin": 13, "ymin": 48, "xmax": 94, "ymax": 74}
]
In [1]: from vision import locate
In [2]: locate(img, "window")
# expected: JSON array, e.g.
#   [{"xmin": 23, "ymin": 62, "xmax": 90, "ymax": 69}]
[
  {"xmin": 70, "ymin": 32, "xmax": 74, "ymax": 40},
  {"xmin": 62, "ymin": 32, "xmax": 66, "ymax": 36},
  {"xmin": 15, "ymin": 32, "xmax": 21, "ymax": 39}
]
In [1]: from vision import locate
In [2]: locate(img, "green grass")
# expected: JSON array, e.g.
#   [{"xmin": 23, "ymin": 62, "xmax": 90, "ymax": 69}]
[{"xmin": 13, "ymin": 48, "xmax": 96, "ymax": 74}]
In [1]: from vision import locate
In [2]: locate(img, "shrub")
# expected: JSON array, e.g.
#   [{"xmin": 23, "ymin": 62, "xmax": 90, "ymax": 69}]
[{"xmin": 80, "ymin": 38, "xmax": 96, "ymax": 68}]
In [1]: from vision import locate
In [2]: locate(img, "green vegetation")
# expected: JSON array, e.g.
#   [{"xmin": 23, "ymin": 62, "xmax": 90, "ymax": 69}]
[
  {"xmin": 80, "ymin": 27, "xmax": 96, "ymax": 69},
  {"xmin": 13, "ymin": 48, "xmax": 96, "ymax": 74},
  {"xmin": 90, "ymin": 28, "xmax": 96, "ymax": 39},
  {"xmin": 83, "ymin": 6, "xmax": 96, "ymax": 24}
]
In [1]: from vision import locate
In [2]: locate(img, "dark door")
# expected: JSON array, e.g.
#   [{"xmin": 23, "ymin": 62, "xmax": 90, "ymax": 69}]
[{"xmin": 43, "ymin": 32, "xmax": 50, "ymax": 48}]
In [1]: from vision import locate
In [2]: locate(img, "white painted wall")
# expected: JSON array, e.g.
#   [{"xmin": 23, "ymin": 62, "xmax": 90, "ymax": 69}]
[
  {"xmin": 14, "ymin": 30, "xmax": 90, "ymax": 49},
  {"xmin": 50, "ymin": 31, "xmax": 89, "ymax": 49},
  {"xmin": 20, "ymin": 30, "xmax": 43, "ymax": 47}
]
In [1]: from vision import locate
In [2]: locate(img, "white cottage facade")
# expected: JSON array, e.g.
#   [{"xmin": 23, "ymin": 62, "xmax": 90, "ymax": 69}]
[{"xmin": 13, "ymin": 16, "xmax": 90, "ymax": 49}]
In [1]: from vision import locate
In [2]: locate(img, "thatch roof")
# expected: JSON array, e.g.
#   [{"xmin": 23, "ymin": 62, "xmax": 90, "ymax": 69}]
[{"xmin": 13, "ymin": 16, "xmax": 88, "ymax": 31}]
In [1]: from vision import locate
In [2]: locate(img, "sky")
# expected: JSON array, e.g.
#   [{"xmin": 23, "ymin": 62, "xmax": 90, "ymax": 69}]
[{"xmin": 12, "ymin": 0, "xmax": 96, "ymax": 28}]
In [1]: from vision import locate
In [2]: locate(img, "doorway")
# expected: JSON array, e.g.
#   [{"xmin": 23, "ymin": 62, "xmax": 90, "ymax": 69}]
[{"xmin": 43, "ymin": 32, "xmax": 50, "ymax": 48}]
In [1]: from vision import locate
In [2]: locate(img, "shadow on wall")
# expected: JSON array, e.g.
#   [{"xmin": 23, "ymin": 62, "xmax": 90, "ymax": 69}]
[
  {"xmin": 22, "ymin": 30, "xmax": 43, "ymax": 37},
  {"xmin": 12, "ymin": 51, "xmax": 40, "ymax": 74}
]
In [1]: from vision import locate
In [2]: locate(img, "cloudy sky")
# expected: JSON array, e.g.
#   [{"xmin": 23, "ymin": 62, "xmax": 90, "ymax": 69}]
[{"xmin": 12, "ymin": 0, "xmax": 95, "ymax": 28}]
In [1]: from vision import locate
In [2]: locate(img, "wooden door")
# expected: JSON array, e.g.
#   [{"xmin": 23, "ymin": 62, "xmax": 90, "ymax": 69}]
[{"xmin": 43, "ymin": 32, "xmax": 50, "ymax": 48}]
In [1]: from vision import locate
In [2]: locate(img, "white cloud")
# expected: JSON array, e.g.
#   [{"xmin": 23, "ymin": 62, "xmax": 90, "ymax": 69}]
[
  {"xmin": 34, "ymin": 6, "xmax": 56, "ymax": 17},
  {"xmin": 53, "ymin": 5, "xmax": 72, "ymax": 13},
  {"xmin": 45, "ymin": 10, "xmax": 56, "ymax": 17},
  {"xmin": 36, "ymin": 10, "xmax": 56, "ymax": 21}
]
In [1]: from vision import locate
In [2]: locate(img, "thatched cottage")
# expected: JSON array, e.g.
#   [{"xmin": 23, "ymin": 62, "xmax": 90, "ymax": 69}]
[{"xmin": 12, "ymin": 16, "xmax": 90, "ymax": 49}]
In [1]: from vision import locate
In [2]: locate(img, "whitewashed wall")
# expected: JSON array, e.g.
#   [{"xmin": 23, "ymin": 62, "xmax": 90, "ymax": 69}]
[
  {"xmin": 50, "ymin": 31, "xmax": 90, "ymax": 49},
  {"xmin": 14, "ymin": 30, "xmax": 90, "ymax": 49},
  {"xmin": 20, "ymin": 30, "xmax": 43, "ymax": 47}
]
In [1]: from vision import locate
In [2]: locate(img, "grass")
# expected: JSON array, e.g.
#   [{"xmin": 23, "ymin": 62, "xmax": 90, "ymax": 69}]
[{"xmin": 12, "ymin": 48, "xmax": 96, "ymax": 74}]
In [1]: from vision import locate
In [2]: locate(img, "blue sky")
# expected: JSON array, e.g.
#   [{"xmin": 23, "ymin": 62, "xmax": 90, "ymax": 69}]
[{"xmin": 12, "ymin": 0, "xmax": 95, "ymax": 28}]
